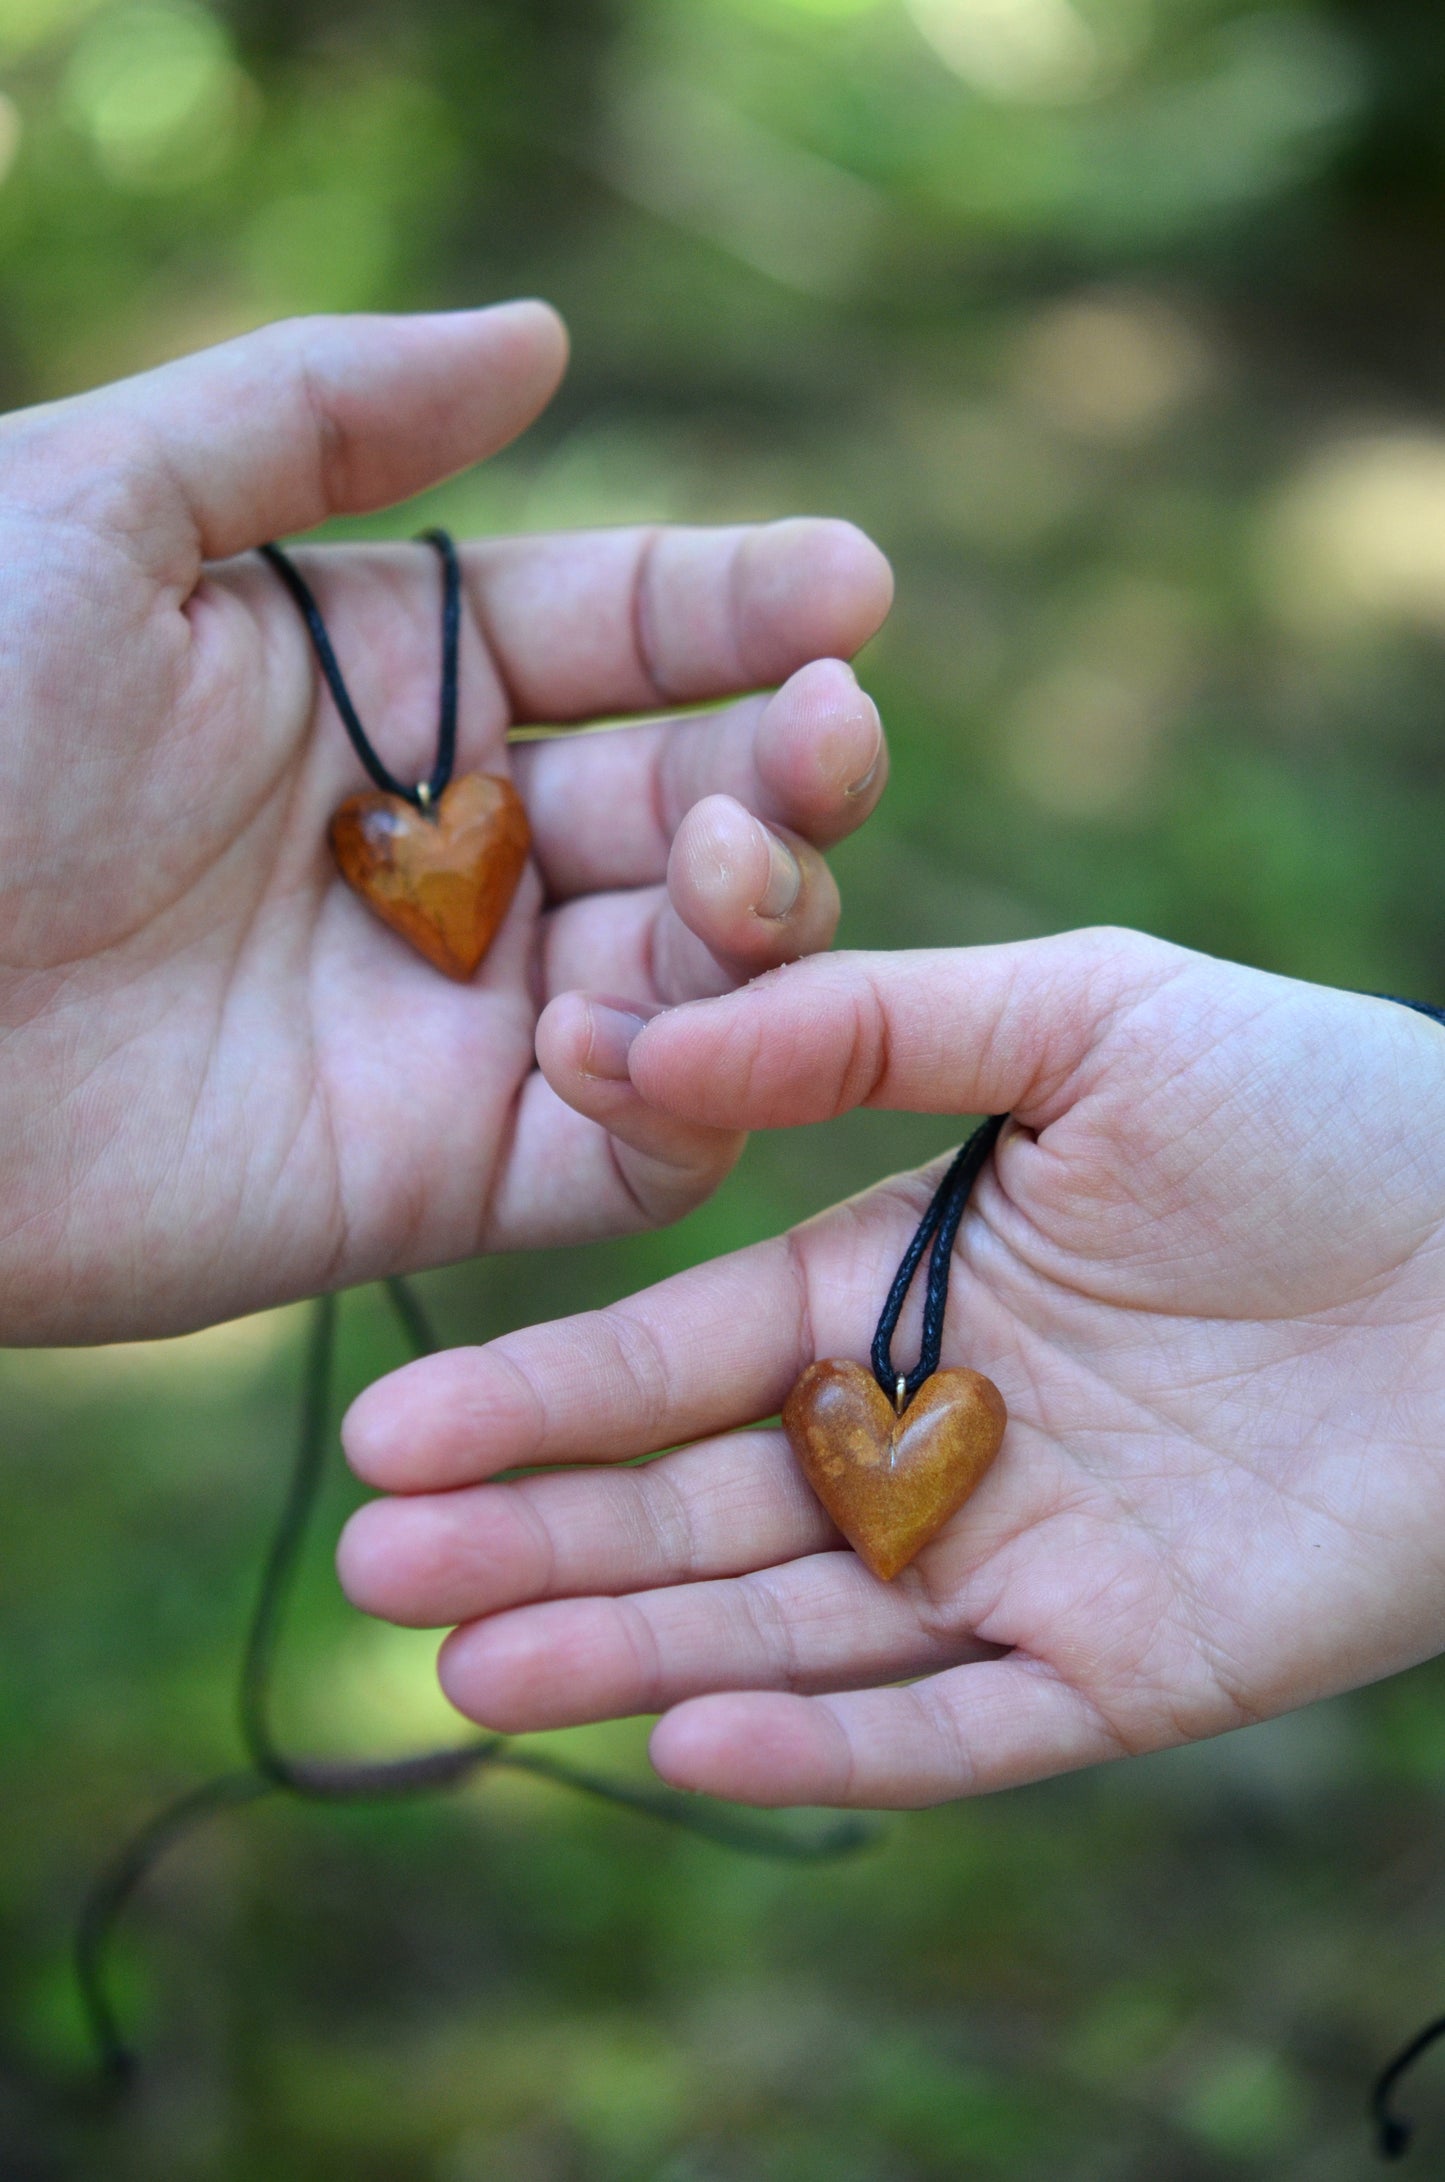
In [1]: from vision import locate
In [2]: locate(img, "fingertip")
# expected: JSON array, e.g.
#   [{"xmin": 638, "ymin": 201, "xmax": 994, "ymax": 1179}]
[
  {"xmin": 650, "ymin": 1691, "xmax": 830, "ymax": 1805},
  {"xmin": 755, "ymin": 658, "xmax": 888, "ymax": 840},
  {"xmin": 340, "ymin": 1369, "xmax": 420, "ymax": 1487},
  {"xmin": 536, "ymin": 991, "xmax": 651, "ymax": 1096},
  {"xmin": 339, "ymin": 1484, "xmax": 539, "ymax": 1628},
  {"xmin": 436, "ymin": 1622, "xmax": 479, "ymax": 1718},
  {"xmin": 479, "ymin": 297, "xmax": 570, "ymax": 393},
  {"xmin": 740, "ymin": 519, "xmax": 894, "ymax": 678},
  {"xmin": 437, "ymin": 1611, "xmax": 548, "ymax": 1733},
  {"xmin": 764, "ymin": 517, "xmax": 894, "ymax": 639},
  {"xmin": 815, "ymin": 518, "xmax": 894, "ymax": 648},
  {"xmin": 668, "ymin": 793, "xmax": 776, "ymax": 918},
  {"xmin": 534, "ymin": 988, "xmax": 741, "ymax": 1212},
  {"xmin": 115, "ymin": 297, "xmax": 575, "ymax": 564},
  {"xmin": 667, "ymin": 796, "xmax": 839, "ymax": 971},
  {"xmin": 335, "ymin": 1496, "xmax": 408, "ymax": 1620},
  {"xmin": 341, "ymin": 1348, "xmax": 542, "ymax": 1491}
]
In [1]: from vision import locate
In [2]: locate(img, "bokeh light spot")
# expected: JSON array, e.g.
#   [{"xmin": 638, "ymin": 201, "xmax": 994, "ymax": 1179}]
[
  {"xmin": 1013, "ymin": 288, "xmax": 1215, "ymax": 442},
  {"xmin": 63, "ymin": 1, "xmax": 250, "ymax": 188},
  {"xmin": 1261, "ymin": 431, "xmax": 1445, "ymax": 639},
  {"xmin": 0, "ymin": 0, "xmax": 98, "ymax": 59},
  {"xmin": 906, "ymin": 0, "xmax": 1109, "ymax": 102}
]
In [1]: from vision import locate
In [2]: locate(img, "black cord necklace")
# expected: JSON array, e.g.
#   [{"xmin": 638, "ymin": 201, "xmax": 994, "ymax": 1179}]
[{"xmin": 260, "ymin": 529, "xmax": 531, "ymax": 983}]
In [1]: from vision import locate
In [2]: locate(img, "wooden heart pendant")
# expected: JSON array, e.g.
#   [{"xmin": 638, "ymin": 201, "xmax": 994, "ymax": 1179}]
[
  {"xmin": 783, "ymin": 1360, "xmax": 1007, "ymax": 1581},
  {"xmin": 328, "ymin": 772, "xmax": 530, "ymax": 982}
]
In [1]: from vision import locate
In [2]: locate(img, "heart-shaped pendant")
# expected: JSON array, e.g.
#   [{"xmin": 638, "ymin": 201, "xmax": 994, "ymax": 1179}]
[
  {"xmin": 783, "ymin": 1359, "xmax": 1007, "ymax": 1581},
  {"xmin": 328, "ymin": 771, "xmax": 530, "ymax": 981}
]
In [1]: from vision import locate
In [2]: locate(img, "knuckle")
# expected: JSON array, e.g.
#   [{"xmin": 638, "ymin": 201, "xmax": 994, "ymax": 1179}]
[
  {"xmin": 648, "ymin": 1464, "xmax": 700, "ymax": 1580},
  {"xmin": 605, "ymin": 1307, "xmax": 675, "ymax": 1443},
  {"xmin": 617, "ymin": 1597, "xmax": 667, "ymax": 1711},
  {"xmin": 239, "ymin": 315, "xmax": 352, "ymax": 510},
  {"xmin": 1071, "ymin": 923, "xmax": 1188, "ymax": 1001},
  {"xmin": 839, "ymin": 974, "xmax": 891, "ymax": 1110}
]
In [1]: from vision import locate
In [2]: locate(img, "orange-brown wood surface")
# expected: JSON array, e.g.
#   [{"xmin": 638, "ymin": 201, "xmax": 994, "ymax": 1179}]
[
  {"xmin": 328, "ymin": 771, "xmax": 530, "ymax": 981},
  {"xmin": 783, "ymin": 1359, "xmax": 1007, "ymax": 1581}
]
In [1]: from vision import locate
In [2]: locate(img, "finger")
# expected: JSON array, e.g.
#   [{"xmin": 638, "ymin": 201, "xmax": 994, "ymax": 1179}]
[
  {"xmin": 513, "ymin": 657, "xmax": 886, "ymax": 900},
  {"xmin": 649, "ymin": 1662, "xmax": 1122, "ymax": 1808},
  {"xmin": 467, "ymin": 518, "xmax": 892, "ymax": 725},
  {"xmin": 628, "ymin": 928, "xmax": 1188, "ymax": 1131},
  {"xmin": 19, "ymin": 304, "xmax": 568, "ymax": 576},
  {"xmin": 535, "ymin": 803, "xmax": 839, "ymax": 1014},
  {"xmin": 337, "ymin": 1425, "xmax": 836, "ymax": 1628},
  {"xmin": 665, "ymin": 797, "xmax": 841, "ymax": 983},
  {"xmin": 435, "ymin": 1553, "xmax": 982, "ymax": 1733},
  {"xmin": 530, "ymin": 990, "xmax": 744, "ymax": 1222},
  {"xmin": 530, "ymin": 817, "xmax": 835, "ymax": 1186},
  {"xmin": 479, "ymin": 1061, "xmax": 743, "ymax": 1252},
  {"xmin": 341, "ymin": 1232, "xmax": 809, "ymax": 1491},
  {"xmin": 528, "ymin": 1001, "xmax": 745, "ymax": 1217}
]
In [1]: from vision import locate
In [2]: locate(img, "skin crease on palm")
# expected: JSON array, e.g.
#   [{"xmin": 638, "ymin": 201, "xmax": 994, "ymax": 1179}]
[
  {"xmin": 340, "ymin": 929, "xmax": 1445, "ymax": 1810},
  {"xmin": 0, "ymin": 301, "xmax": 896, "ymax": 1344}
]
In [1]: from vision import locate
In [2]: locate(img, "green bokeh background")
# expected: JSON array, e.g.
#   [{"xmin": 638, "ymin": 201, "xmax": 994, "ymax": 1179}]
[{"xmin": 8, "ymin": 0, "xmax": 1445, "ymax": 2172}]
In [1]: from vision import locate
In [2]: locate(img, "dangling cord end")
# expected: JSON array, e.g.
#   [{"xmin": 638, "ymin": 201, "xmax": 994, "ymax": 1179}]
[
  {"xmin": 1371, "ymin": 2015, "xmax": 1445, "ymax": 2160},
  {"xmin": 1378, "ymin": 2117, "xmax": 1413, "ymax": 2162}
]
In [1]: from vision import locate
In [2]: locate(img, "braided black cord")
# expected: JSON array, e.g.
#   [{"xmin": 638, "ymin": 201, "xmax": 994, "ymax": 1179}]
[
  {"xmin": 871, "ymin": 1115, "xmax": 1007, "ymax": 1407},
  {"xmin": 259, "ymin": 530, "xmax": 461, "ymax": 808},
  {"xmin": 418, "ymin": 528, "xmax": 461, "ymax": 800}
]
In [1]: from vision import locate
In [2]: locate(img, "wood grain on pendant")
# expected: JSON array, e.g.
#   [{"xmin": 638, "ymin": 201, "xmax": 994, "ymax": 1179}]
[
  {"xmin": 783, "ymin": 1360, "xmax": 1007, "ymax": 1581},
  {"xmin": 328, "ymin": 771, "xmax": 530, "ymax": 981}
]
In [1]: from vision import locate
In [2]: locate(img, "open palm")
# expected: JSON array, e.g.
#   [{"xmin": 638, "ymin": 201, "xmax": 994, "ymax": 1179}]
[
  {"xmin": 0, "ymin": 306, "xmax": 891, "ymax": 1342},
  {"xmin": 341, "ymin": 931, "xmax": 1445, "ymax": 1807}
]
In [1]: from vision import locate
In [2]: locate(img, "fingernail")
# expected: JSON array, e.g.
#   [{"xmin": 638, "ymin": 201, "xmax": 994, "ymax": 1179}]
[
  {"xmin": 582, "ymin": 1001, "xmax": 647, "ymax": 1080},
  {"xmin": 844, "ymin": 704, "xmax": 884, "ymax": 798},
  {"xmin": 755, "ymin": 826, "xmax": 801, "ymax": 919}
]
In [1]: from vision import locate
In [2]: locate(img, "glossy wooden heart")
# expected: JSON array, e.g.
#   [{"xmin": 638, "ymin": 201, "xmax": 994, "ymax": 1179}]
[
  {"xmin": 328, "ymin": 771, "xmax": 530, "ymax": 981},
  {"xmin": 783, "ymin": 1359, "xmax": 1007, "ymax": 1581}
]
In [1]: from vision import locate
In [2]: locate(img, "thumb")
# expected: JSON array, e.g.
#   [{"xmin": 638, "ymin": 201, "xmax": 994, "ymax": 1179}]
[
  {"xmin": 627, "ymin": 927, "xmax": 1183, "ymax": 1128},
  {"xmin": 7, "ymin": 301, "xmax": 567, "ymax": 575}
]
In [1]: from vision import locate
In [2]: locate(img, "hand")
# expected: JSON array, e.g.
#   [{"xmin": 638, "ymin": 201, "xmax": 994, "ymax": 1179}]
[
  {"xmin": 0, "ymin": 304, "xmax": 891, "ymax": 1342},
  {"xmin": 339, "ymin": 931, "xmax": 1445, "ymax": 1807}
]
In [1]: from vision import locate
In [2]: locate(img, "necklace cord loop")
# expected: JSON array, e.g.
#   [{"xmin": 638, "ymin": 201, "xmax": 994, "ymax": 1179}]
[
  {"xmin": 70, "ymin": 1282, "xmax": 872, "ymax": 2093},
  {"xmin": 259, "ymin": 529, "xmax": 461, "ymax": 809},
  {"xmin": 870, "ymin": 1113, "xmax": 1006, "ymax": 1408}
]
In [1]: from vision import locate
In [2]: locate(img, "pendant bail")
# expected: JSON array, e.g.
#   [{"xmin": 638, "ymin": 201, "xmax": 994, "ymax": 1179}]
[{"xmin": 894, "ymin": 1374, "xmax": 907, "ymax": 1415}]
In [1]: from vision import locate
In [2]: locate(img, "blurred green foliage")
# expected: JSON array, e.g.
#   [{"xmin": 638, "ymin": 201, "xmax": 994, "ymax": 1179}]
[{"xmin": 8, "ymin": 0, "xmax": 1445, "ymax": 2173}]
